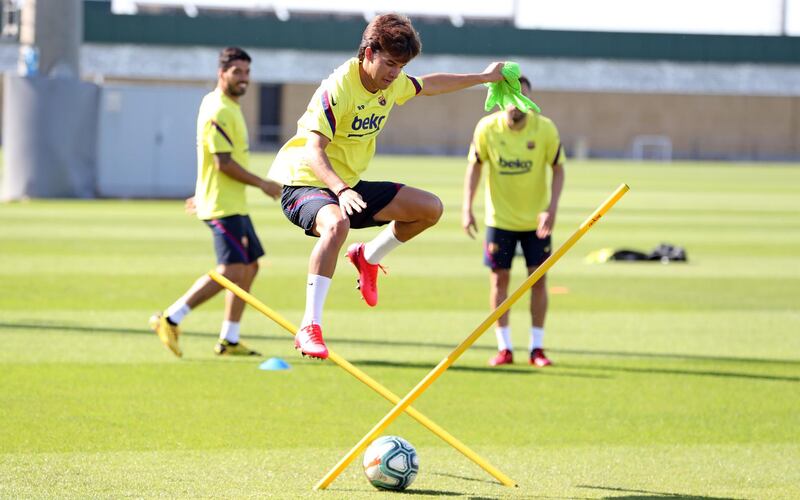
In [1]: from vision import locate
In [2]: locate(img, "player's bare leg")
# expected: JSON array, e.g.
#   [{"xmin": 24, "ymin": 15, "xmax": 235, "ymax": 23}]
[
  {"xmin": 295, "ymin": 204, "xmax": 349, "ymax": 360},
  {"xmin": 528, "ymin": 268, "xmax": 551, "ymax": 367},
  {"xmin": 150, "ymin": 262, "xmax": 250, "ymax": 358},
  {"xmin": 373, "ymin": 186, "xmax": 444, "ymax": 241},
  {"xmin": 215, "ymin": 261, "xmax": 262, "ymax": 356},
  {"xmin": 311, "ymin": 204, "xmax": 351, "ymax": 277},
  {"xmin": 223, "ymin": 262, "xmax": 259, "ymax": 322},
  {"xmin": 488, "ymin": 268, "xmax": 513, "ymax": 366}
]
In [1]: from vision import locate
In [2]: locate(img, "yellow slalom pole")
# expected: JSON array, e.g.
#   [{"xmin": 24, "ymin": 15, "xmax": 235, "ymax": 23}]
[
  {"xmin": 315, "ymin": 183, "xmax": 630, "ymax": 490},
  {"xmin": 208, "ymin": 271, "xmax": 517, "ymax": 487}
]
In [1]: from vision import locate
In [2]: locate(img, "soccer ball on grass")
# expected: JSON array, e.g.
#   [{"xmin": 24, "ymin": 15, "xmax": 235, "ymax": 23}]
[{"xmin": 362, "ymin": 435, "xmax": 419, "ymax": 491}]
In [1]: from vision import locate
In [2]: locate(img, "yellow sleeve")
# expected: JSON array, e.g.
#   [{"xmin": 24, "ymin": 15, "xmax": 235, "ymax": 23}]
[
  {"xmin": 546, "ymin": 122, "xmax": 565, "ymax": 166},
  {"xmin": 395, "ymin": 73, "xmax": 423, "ymax": 106},
  {"xmin": 470, "ymin": 119, "xmax": 489, "ymax": 163},
  {"xmin": 297, "ymin": 79, "xmax": 350, "ymax": 141},
  {"xmin": 204, "ymin": 107, "xmax": 235, "ymax": 154}
]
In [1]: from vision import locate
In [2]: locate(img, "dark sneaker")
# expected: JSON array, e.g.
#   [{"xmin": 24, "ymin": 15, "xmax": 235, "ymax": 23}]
[{"xmin": 530, "ymin": 348, "xmax": 552, "ymax": 367}]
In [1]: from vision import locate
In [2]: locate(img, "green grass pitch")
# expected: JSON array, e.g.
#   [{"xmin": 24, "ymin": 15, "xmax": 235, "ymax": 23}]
[{"xmin": 1, "ymin": 155, "xmax": 799, "ymax": 498}]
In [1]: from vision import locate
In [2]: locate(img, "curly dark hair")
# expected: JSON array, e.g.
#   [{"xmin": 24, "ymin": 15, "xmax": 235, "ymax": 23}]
[
  {"xmin": 218, "ymin": 47, "xmax": 251, "ymax": 70},
  {"xmin": 357, "ymin": 14, "xmax": 421, "ymax": 63}
]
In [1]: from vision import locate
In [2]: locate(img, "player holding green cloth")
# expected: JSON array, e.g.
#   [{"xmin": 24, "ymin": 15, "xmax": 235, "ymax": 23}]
[
  {"xmin": 466, "ymin": 75, "xmax": 565, "ymax": 368},
  {"xmin": 484, "ymin": 61, "xmax": 541, "ymax": 113}
]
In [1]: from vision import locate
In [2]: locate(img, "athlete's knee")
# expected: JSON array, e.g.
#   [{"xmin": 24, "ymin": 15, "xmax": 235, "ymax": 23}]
[
  {"xmin": 318, "ymin": 214, "xmax": 350, "ymax": 242},
  {"xmin": 490, "ymin": 268, "xmax": 511, "ymax": 288},
  {"xmin": 420, "ymin": 193, "xmax": 444, "ymax": 226},
  {"xmin": 219, "ymin": 263, "xmax": 246, "ymax": 283}
]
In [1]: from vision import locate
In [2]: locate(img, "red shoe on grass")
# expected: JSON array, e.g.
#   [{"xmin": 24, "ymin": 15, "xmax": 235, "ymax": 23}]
[
  {"xmin": 530, "ymin": 348, "xmax": 552, "ymax": 367},
  {"xmin": 488, "ymin": 349, "xmax": 513, "ymax": 366},
  {"xmin": 295, "ymin": 323, "xmax": 328, "ymax": 360}
]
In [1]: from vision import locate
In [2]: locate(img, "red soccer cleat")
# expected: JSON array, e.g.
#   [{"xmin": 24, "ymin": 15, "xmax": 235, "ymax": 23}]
[
  {"xmin": 346, "ymin": 243, "xmax": 385, "ymax": 307},
  {"xmin": 294, "ymin": 323, "xmax": 329, "ymax": 360},
  {"xmin": 530, "ymin": 348, "xmax": 552, "ymax": 367},
  {"xmin": 488, "ymin": 349, "xmax": 513, "ymax": 366}
]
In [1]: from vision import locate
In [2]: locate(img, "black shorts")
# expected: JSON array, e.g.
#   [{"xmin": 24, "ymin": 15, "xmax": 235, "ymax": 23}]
[
  {"xmin": 204, "ymin": 214, "xmax": 264, "ymax": 265},
  {"xmin": 281, "ymin": 180, "xmax": 404, "ymax": 236},
  {"xmin": 484, "ymin": 226, "xmax": 551, "ymax": 270}
]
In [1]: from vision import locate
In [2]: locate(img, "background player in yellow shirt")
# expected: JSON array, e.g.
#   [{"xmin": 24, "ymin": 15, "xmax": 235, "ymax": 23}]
[
  {"xmin": 149, "ymin": 47, "xmax": 282, "ymax": 357},
  {"xmin": 268, "ymin": 13, "xmax": 505, "ymax": 359},
  {"xmin": 462, "ymin": 77, "xmax": 566, "ymax": 368}
]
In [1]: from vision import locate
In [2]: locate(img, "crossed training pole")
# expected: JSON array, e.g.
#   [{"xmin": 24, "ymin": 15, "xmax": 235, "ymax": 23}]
[
  {"xmin": 207, "ymin": 272, "xmax": 517, "ymax": 486},
  {"xmin": 315, "ymin": 183, "xmax": 630, "ymax": 490}
]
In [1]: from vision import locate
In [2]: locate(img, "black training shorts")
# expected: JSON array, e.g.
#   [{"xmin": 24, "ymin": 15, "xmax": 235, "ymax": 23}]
[
  {"xmin": 484, "ymin": 226, "xmax": 551, "ymax": 270},
  {"xmin": 204, "ymin": 214, "xmax": 265, "ymax": 265},
  {"xmin": 281, "ymin": 180, "xmax": 404, "ymax": 236}
]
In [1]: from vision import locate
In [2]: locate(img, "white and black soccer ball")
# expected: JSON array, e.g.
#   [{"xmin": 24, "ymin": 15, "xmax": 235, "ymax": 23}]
[{"xmin": 362, "ymin": 435, "xmax": 419, "ymax": 491}]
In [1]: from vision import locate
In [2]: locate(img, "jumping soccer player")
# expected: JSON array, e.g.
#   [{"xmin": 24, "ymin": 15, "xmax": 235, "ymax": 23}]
[
  {"xmin": 149, "ymin": 47, "xmax": 282, "ymax": 357},
  {"xmin": 462, "ymin": 76, "xmax": 565, "ymax": 367},
  {"xmin": 268, "ymin": 13, "xmax": 505, "ymax": 359}
]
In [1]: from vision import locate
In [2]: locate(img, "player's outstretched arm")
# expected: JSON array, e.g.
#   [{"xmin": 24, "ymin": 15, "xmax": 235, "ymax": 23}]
[{"xmin": 420, "ymin": 62, "xmax": 504, "ymax": 96}]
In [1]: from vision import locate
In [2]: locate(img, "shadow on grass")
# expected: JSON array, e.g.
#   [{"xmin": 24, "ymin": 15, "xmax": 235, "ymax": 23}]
[
  {"xmin": 357, "ymin": 359, "xmax": 610, "ymax": 378},
  {"xmin": 0, "ymin": 321, "xmax": 284, "ymax": 342},
  {"xmin": 331, "ymin": 486, "xmax": 463, "ymax": 496},
  {"xmin": 577, "ymin": 484, "xmax": 745, "ymax": 499},
  {"xmin": 430, "ymin": 471, "xmax": 499, "ymax": 485},
  {"xmin": 3, "ymin": 321, "xmax": 799, "ymax": 382},
  {"xmin": 559, "ymin": 362, "xmax": 800, "ymax": 383},
  {"xmin": 557, "ymin": 348, "xmax": 800, "ymax": 367},
  {"xmin": 399, "ymin": 489, "xmax": 464, "ymax": 496}
]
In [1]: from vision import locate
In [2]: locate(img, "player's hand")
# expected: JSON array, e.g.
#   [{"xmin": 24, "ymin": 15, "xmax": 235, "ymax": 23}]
[
  {"xmin": 260, "ymin": 179, "xmax": 282, "ymax": 200},
  {"xmin": 537, "ymin": 210, "xmax": 556, "ymax": 238},
  {"xmin": 482, "ymin": 62, "xmax": 505, "ymax": 83},
  {"xmin": 184, "ymin": 196, "xmax": 196, "ymax": 215},
  {"xmin": 462, "ymin": 210, "xmax": 478, "ymax": 239},
  {"xmin": 338, "ymin": 188, "xmax": 367, "ymax": 217}
]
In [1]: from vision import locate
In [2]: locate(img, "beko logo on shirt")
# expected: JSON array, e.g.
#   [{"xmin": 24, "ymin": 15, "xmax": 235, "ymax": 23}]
[
  {"xmin": 498, "ymin": 156, "xmax": 532, "ymax": 174},
  {"xmin": 351, "ymin": 114, "xmax": 386, "ymax": 131}
]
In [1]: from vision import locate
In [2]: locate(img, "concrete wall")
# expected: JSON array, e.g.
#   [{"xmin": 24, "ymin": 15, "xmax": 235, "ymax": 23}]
[
  {"xmin": 543, "ymin": 92, "xmax": 800, "ymax": 160},
  {"xmin": 1, "ymin": 74, "xmax": 796, "ymax": 160},
  {"xmin": 99, "ymin": 77, "xmax": 262, "ymax": 147}
]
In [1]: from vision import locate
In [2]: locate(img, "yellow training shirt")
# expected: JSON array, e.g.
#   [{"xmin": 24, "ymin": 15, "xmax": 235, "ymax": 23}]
[
  {"xmin": 469, "ymin": 111, "xmax": 565, "ymax": 231},
  {"xmin": 195, "ymin": 89, "xmax": 251, "ymax": 220},
  {"xmin": 268, "ymin": 58, "xmax": 422, "ymax": 187}
]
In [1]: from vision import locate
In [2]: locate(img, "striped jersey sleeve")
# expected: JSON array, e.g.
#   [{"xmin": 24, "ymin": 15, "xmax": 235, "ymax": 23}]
[
  {"xmin": 395, "ymin": 72, "xmax": 423, "ymax": 106},
  {"xmin": 298, "ymin": 78, "xmax": 350, "ymax": 140},
  {"xmin": 204, "ymin": 107, "xmax": 236, "ymax": 154}
]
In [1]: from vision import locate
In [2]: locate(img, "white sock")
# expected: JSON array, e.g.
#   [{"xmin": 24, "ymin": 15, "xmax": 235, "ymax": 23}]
[
  {"xmin": 363, "ymin": 226, "xmax": 403, "ymax": 265},
  {"xmin": 220, "ymin": 321, "xmax": 240, "ymax": 343},
  {"xmin": 165, "ymin": 302, "xmax": 191, "ymax": 324},
  {"xmin": 495, "ymin": 326, "xmax": 512, "ymax": 351},
  {"xmin": 530, "ymin": 327, "xmax": 545, "ymax": 351},
  {"xmin": 301, "ymin": 274, "xmax": 331, "ymax": 327}
]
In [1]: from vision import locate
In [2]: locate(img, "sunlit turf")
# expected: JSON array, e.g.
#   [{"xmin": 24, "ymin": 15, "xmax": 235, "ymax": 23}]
[{"xmin": 1, "ymin": 157, "xmax": 799, "ymax": 498}]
